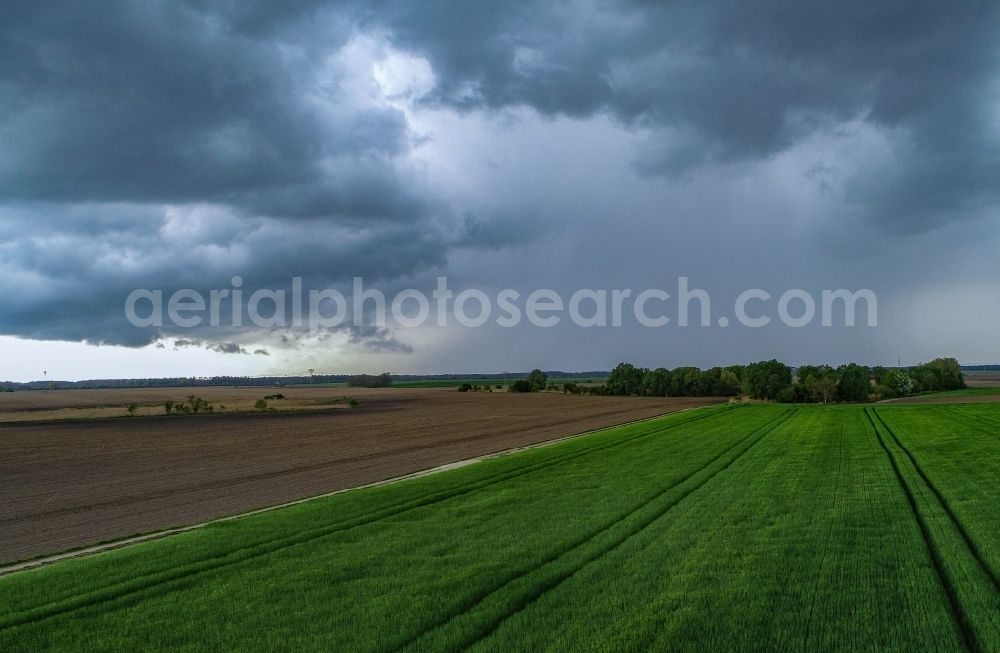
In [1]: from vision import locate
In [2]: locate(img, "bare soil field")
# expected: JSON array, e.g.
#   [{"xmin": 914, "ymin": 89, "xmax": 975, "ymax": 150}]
[
  {"xmin": 0, "ymin": 388, "xmax": 721, "ymax": 563},
  {"xmin": 963, "ymin": 371, "xmax": 1000, "ymax": 388},
  {"xmin": 0, "ymin": 386, "xmax": 365, "ymax": 422}
]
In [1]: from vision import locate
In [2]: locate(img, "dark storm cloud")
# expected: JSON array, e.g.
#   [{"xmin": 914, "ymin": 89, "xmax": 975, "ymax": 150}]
[
  {"xmin": 370, "ymin": 0, "xmax": 1000, "ymax": 228},
  {"xmin": 207, "ymin": 342, "xmax": 249, "ymax": 355},
  {"xmin": 0, "ymin": 1, "xmax": 418, "ymax": 219},
  {"xmin": 1, "ymin": 0, "xmax": 998, "ymax": 357},
  {"xmin": 173, "ymin": 339, "xmax": 248, "ymax": 354},
  {"xmin": 0, "ymin": 202, "xmax": 452, "ymax": 345},
  {"xmin": 0, "ymin": 1, "xmax": 500, "ymax": 347},
  {"xmin": 10, "ymin": 1, "xmax": 991, "ymax": 219},
  {"xmin": 346, "ymin": 326, "xmax": 414, "ymax": 354}
]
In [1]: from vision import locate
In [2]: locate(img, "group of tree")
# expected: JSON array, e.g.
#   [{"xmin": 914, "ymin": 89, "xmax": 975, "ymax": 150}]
[
  {"xmin": 604, "ymin": 363, "xmax": 744, "ymax": 398},
  {"xmin": 870, "ymin": 358, "xmax": 965, "ymax": 397},
  {"xmin": 457, "ymin": 383, "xmax": 503, "ymax": 392},
  {"xmin": 780, "ymin": 363, "xmax": 870, "ymax": 403},
  {"xmin": 599, "ymin": 357, "xmax": 964, "ymax": 403},
  {"xmin": 794, "ymin": 358, "xmax": 963, "ymax": 401},
  {"xmin": 163, "ymin": 395, "xmax": 215, "ymax": 415},
  {"xmin": 508, "ymin": 369, "xmax": 550, "ymax": 393},
  {"xmin": 346, "ymin": 373, "xmax": 392, "ymax": 388}
]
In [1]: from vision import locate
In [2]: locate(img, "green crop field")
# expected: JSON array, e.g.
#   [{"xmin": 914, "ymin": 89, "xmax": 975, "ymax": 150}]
[{"xmin": 2, "ymin": 403, "xmax": 999, "ymax": 651}]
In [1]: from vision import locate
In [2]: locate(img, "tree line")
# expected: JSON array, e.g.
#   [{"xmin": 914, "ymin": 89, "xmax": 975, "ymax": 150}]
[
  {"xmin": 600, "ymin": 357, "xmax": 964, "ymax": 402},
  {"xmin": 345, "ymin": 373, "xmax": 392, "ymax": 388}
]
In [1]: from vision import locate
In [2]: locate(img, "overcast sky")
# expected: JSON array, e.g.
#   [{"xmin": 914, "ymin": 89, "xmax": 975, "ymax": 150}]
[{"xmin": 2, "ymin": 1, "xmax": 999, "ymax": 381}]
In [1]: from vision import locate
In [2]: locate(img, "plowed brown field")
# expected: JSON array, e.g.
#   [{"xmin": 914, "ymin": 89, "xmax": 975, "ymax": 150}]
[
  {"xmin": 964, "ymin": 371, "xmax": 1000, "ymax": 387},
  {"xmin": 0, "ymin": 388, "xmax": 721, "ymax": 563}
]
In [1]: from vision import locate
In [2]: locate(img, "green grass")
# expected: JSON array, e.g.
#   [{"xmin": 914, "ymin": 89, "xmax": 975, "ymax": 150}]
[{"xmin": 2, "ymin": 404, "xmax": 999, "ymax": 651}]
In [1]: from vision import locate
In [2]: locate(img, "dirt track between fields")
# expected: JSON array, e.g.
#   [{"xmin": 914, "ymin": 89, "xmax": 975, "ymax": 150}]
[{"xmin": 0, "ymin": 388, "xmax": 721, "ymax": 563}]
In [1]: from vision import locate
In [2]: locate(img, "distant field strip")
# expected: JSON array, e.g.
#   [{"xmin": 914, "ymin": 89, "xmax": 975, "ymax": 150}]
[{"xmin": 2, "ymin": 404, "xmax": 999, "ymax": 651}]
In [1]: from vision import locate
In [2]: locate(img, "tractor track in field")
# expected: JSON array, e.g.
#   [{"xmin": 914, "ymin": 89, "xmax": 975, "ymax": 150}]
[
  {"xmin": 865, "ymin": 408, "xmax": 991, "ymax": 653},
  {"xmin": 0, "ymin": 406, "xmax": 737, "ymax": 632},
  {"xmin": 393, "ymin": 407, "xmax": 798, "ymax": 653},
  {"xmin": 872, "ymin": 409, "xmax": 1000, "ymax": 592}
]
